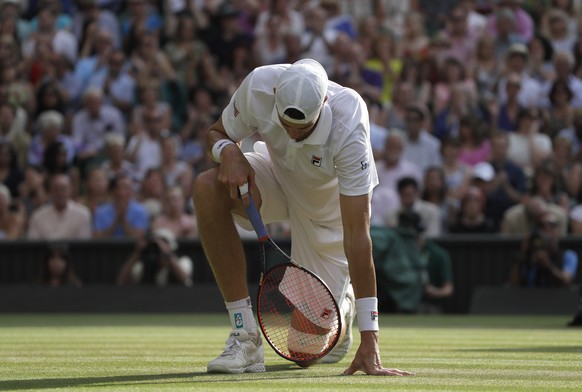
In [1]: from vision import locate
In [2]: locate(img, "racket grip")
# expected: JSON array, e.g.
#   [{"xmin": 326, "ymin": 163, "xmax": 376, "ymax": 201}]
[{"xmin": 244, "ymin": 193, "xmax": 269, "ymax": 240}]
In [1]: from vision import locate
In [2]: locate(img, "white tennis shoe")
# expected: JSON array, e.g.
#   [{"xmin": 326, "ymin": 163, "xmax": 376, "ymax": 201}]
[
  {"xmin": 320, "ymin": 286, "xmax": 355, "ymax": 363},
  {"xmin": 207, "ymin": 329, "xmax": 266, "ymax": 374}
]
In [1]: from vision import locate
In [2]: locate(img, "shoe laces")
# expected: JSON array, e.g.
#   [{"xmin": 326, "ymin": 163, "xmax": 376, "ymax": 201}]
[{"xmin": 221, "ymin": 337, "xmax": 243, "ymax": 357}]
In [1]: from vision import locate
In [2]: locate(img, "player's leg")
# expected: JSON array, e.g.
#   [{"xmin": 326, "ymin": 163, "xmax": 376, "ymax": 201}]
[
  {"xmin": 195, "ymin": 149, "xmax": 288, "ymax": 373},
  {"xmin": 193, "ymin": 166, "xmax": 251, "ymax": 303}
]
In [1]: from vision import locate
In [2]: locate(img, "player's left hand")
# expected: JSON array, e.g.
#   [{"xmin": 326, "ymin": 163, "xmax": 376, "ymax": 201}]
[{"xmin": 342, "ymin": 331, "xmax": 414, "ymax": 376}]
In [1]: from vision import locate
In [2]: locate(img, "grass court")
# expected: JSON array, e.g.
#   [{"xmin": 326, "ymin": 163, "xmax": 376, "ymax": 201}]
[{"xmin": 0, "ymin": 314, "xmax": 581, "ymax": 391}]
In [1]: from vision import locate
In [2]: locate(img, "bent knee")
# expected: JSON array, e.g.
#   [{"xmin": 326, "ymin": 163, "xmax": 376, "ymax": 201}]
[{"xmin": 193, "ymin": 168, "xmax": 224, "ymax": 204}]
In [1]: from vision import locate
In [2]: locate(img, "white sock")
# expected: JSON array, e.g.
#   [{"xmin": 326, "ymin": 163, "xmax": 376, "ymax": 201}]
[{"xmin": 225, "ymin": 297, "xmax": 257, "ymax": 332}]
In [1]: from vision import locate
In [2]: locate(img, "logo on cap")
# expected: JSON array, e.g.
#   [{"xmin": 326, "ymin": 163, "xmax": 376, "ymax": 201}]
[{"xmin": 233, "ymin": 101, "xmax": 239, "ymax": 117}]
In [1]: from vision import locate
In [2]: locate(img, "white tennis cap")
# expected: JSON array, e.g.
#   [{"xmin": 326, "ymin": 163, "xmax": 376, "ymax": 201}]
[{"xmin": 275, "ymin": 58, "xmax": 328, "ymax": 125}]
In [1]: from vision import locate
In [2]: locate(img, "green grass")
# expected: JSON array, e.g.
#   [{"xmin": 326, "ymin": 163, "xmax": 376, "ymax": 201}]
[{"xmin": 0, "ymin": 314, "xmax": 581, "ymax": 391}]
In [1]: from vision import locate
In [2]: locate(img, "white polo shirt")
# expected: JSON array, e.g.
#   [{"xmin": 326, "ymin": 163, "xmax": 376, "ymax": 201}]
[{"xmin": 221, "ymin": 64, "xmax": 378, "ymax": 223}]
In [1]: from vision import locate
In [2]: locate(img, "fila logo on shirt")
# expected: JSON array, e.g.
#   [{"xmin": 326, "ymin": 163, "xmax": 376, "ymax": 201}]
[{"xmin": 311, "ymin": 155, "xmax": 322, "ymax": 167}]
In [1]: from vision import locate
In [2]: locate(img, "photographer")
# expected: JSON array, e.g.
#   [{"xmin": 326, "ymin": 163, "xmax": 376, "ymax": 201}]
[
  {"xmin": 510, "ymin": 213, "xmax": 578, "ymax": 288},
  {"xmin": 116, "ymin": 228, "xmax": 193, "ymax": 286}
]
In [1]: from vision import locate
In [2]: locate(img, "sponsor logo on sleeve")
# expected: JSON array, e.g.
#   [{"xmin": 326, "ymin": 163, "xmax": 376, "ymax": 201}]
[
  {"xmin": 233, "ymin": 101, "xmax": 240, "ymax": 117},
  {"xmin": 361, "ymin": 161, "xmax": 369, "ymax": 170}
]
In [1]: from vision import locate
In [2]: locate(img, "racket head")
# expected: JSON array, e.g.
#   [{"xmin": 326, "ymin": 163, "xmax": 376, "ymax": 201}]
[{"xmin": 257, "ymin": 263, "xmax": 342, "ymax": 363}]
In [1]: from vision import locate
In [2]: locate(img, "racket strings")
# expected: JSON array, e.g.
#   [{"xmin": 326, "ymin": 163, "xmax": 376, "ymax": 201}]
[{"xmin": 258, "ymin": 265, "xmax": 340, "ymax": 362}]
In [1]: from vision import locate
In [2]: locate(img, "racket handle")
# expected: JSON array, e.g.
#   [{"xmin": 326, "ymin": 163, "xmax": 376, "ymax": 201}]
[{"xmin": 244, "ymin": 193, "xmax": 269, "ymax": 240}]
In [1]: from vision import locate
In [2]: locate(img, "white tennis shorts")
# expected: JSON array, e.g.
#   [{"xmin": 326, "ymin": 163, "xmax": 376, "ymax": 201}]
[{"xmin": 233, "ymin": 148, "xmax": 351, "ymax": 306}]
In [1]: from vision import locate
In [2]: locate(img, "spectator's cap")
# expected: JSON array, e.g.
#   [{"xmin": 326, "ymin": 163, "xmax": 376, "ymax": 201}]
[
  {"xmin": 153, "ymin": 228, "xmax": 178, "ymax": 251},
  {"xmin": 218, "ymin": 1, "xmax": 240, "ymax": 18},
  {"xmin": 506, "ymin": 43, "xmax": 529, "ymax": 58},
  {"xmin": 275, "ymin": 59, "xmax": 328, "ymax": 125},
  {"xmin": 472, "ymin": 162, "xmax": 495, "ymax": 182},
  {"xmin": 397, "ymin": 210, "xmax": 425, "ymax": 233}
]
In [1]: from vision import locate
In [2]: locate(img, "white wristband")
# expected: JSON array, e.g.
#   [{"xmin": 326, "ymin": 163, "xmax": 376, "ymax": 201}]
[
  {"xmin": 211, "ymin": 139, "xmax": 236, "ymax": 163},
  {"xmin": 355, "ymin": 297, "xmax": 379, "ymax": 332}
]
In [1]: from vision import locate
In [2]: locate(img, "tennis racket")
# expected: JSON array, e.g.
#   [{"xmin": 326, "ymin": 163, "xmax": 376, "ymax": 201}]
[{"xmin": 240, "ymin": 188, "xmax": 342, "ymax": 364}]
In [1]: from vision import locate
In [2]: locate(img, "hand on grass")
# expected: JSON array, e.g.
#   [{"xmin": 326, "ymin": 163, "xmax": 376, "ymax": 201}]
[{"xmin": 343, "ymin": 331, "xmax": 414, "ymax": 376}]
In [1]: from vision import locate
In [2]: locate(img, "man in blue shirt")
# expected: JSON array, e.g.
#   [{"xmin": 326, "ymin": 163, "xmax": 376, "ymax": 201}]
[{"xmin": 93, "ymin": 173, "xmax": 148, "ymax": 239}]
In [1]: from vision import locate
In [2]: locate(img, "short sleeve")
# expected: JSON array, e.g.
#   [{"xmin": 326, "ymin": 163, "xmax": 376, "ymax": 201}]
[{"xmin": 221, "ymin": 71, "xmax": 258, "ymax": 142}]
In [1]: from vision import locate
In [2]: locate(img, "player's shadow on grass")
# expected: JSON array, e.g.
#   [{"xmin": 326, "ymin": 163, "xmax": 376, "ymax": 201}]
[
  {"xmin": 0, "ymin": 365, "xmax": 323, "ymax": 390},
  {"xmin": 461, "ymin": 346, "xmax": 582, "ymax": 353}
]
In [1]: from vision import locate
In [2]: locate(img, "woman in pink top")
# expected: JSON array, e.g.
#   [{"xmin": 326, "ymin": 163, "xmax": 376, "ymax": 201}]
[{"xmin": 458, "ymin": 115, "xmax": 491, "ymax": 166}]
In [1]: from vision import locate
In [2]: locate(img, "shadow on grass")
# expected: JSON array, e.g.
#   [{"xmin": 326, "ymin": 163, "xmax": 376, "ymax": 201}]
[
  {"xmin": 460, "ymin": 346, "xmax": 582, "ymax": 353},
  {"xmin": 0, "ymin": 365, "xmax": 337, "ymax": 390}
]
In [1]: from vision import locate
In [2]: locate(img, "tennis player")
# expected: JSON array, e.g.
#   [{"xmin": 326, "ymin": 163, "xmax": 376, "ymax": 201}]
[{"xmin": 193, "ymin": 59, "xmax": 412, "ymax": 376}]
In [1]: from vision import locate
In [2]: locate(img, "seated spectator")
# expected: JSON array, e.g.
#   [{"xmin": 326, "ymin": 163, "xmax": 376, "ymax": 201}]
[
  {"xmin": 433, "ymin": 85, "xmax": 477, "ymax": 142},
  {"xmin": 130, "ymin": 78, "xmax": 171, "ymax": 136},
  {"xmin": 76, "ymin": 166, "xmax": 110, "ymax": 216},
  {"xmin": 0, "ymin": 183, "xmax": 25, "ymax": 240},
  {"xmin": 116, "ymin": 228, "xmax": 193, "ymax": 286},
  {"xmin": 27, "ymin": 173, "xmax": 92, "ymax": 240},
  {"xmin": 87, "ymin": 49, "xmax": 136, "ymax": 118},
  {"xmin": 541, "ymin": 80, "xmax": 574, "ymax": 139},
  {"xmin": 22, "ymin": 3, "xmax": 78, "ymax": 67},
  {"xmin": 0, "ymin": 102, "xmax": 30, "ymax": 169},
  {"xmin": 548, "ymin": 136, "xmax": 581, "ymax": 203},
  {"xmin": 160, "ymin": 136, "xmax": 193, "ymax": 200},
  {"xmin": 501, "ymin": 196, "xmax": 568, "ymax": 236},
  {"xmin": 18, "ymin": 166, "xmax": 48, "ymax": 215},
  {"xmin": 510, "ymin": 212, "xmax": 578, "ymax": 287},
  {"xmin": 472, "ymin": 34, "xmax": 501, "ymax": 101},
  {"xmin": 38, "ymin": 243, "xmax": 82, "ymax": 288},
  {"xmin": 530, "ymin": 162, "xmax": 570, "ymax": 212},
  {"xmin": 0, "ymin": 142, "xmax": 24, "ymax": 199},
  {"xmin": 93, "ymin": 172, "xmax": 148, "ymax": 239},
  {"xmin": 389, "ymin": 177, "xmax": 442, "ymax": 238},
  {"xmin": 100, "ymin": 133, "xmax": 138, "ymax": 183},
  {"xmin": 558, "ymin": 107, "xmax": 582, "ymax": 160},
  {"xmin": 300, "ymin": 5, "xmax": 338, "ymax": 74},
  {"xmin": 151, "ymin": 186, "xmax": 197, "ymax": 239},
  {"xmin": 126, "ymin": 110, "xmax": 165, "ymax": 179},
  {"xmin": 440, "ymin": 137, "xmax": 472, "ymax": 202},
  {"xmin": 449, "ymin": 186, "xmax": 496, "ymax": 234},
  {"xmin": 163, "ymin": 13, "xmax": 220, "ymax": 91},
  {"xmin": 41, "ymin": 140, "xmax": 81, "ymax": 198},
  {"xmin": 495, "ymin": 72, "xmax": 523, "ymax": 133},
  {"xmin": 486, "ymin": 131, "xmax": 527, "ymax": 229},
  {"xmin": 458, "ymin": 115, "xmax": 491, "ymax": 167},
  {"xmin": 507, "ymin": 108, "xmax": 552, "ymax": 174},
  {"xmin": 136, "ymin": 168, "xmax": 165, "ymax": 219},
  {"xmin": 497, "ymin": 44, "xmax": 543, "ymax": 108},
  {"xmin": 375, "ymin": 129, "xmax": 423, "ymax": 191},
  {"xmin": 72, "ymin": 0, "xmax": 122, "ymax": 51},
  {"xmin": 431, "ymin": 57, "xmax": 476, "ymax": 116},
  {"xmin": 402, "ymin": 104, "xmax": 442, "ymax": 173},
  {"xmin": 361, "ymin": 31, "xmax": 402, "ymax": 106},
  {"xmin": 28, "ymin": 111, "xmax": 75, "ymax": 169},
  {"xmin": 72, "ymin": 87, "xmax": 126, "ymax": 169},
  {"xmin": 421, "ymin": 166, "xmax": 456, "ymax": 233}
]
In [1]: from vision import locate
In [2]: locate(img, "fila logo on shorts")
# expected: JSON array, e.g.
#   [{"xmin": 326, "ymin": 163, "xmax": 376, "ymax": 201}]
[{"xmin": 311, "ymin": 155, "xmax": 322, "ymax": 167}]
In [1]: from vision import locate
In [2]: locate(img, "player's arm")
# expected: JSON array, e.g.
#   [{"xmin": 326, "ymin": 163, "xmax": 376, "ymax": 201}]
[
  {"xmin": 204, "ymin": 117, "xmax": 255, "ymax": 202},
  {"xmin": 340, "ymin": 193, "xmax": 412, "ymax": 376}
]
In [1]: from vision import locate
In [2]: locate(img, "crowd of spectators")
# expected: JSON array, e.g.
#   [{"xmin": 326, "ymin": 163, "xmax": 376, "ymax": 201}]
[{"xmin": 1, "ymin": 0, "xmax": 582, "ymax": 248}]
